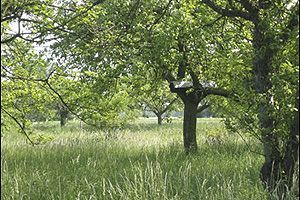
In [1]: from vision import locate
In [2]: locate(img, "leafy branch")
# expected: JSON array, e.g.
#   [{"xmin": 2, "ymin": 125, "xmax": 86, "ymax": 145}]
[{"xmin": 1, "ymin": 107, "xmax": 35, "ymax": 145}]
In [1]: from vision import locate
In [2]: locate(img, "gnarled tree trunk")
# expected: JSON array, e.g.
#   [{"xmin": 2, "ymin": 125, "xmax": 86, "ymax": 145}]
[
  {"xmin": 283, "ymin": 89, "xmax": 299, "ymax": 192},
  {"xmin": 200, "ymin": 1, "xmax": 299, "ymax": 198},
  {"xmin": 253, "ymin": 21, "xmax": 299, "ymax": 198},
  {"xmin": 251, "ymin": 19, "xmax": 281, "ymax": 195}
]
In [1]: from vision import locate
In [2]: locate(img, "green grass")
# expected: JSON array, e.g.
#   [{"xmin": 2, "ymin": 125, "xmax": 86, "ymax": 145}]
[{"xmin": 1, "ymin": 118, "xmax": 270, "ymax": 199}]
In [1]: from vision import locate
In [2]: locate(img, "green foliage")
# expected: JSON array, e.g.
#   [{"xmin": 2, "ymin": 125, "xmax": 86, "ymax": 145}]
[
  {"xmin": 128, "ymin": 73, "xmax": 182, "ymax": 122},
  {"xmin": 54, "ymin": 76, "xmax": 138, "ymax": 129},
  {"xmin": 1, "ymin": 0, "xmax": 140, "ymax": 131},
  {"xmin": 1, "ymin": 1, "xmax": 299, "ymax": 196},
  {"xmin": 1, "ymin": 40, "xmax": 56, "ymax": 134}
]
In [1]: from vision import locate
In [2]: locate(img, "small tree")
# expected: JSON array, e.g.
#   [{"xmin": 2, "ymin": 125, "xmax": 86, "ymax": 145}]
[
  {"xmin": 57, "ymin": 102, "xmax": 69, "ymax": 127},
  {"xmin": 136, "ymin": 80, "xmax": 180, "ymax": 125}
]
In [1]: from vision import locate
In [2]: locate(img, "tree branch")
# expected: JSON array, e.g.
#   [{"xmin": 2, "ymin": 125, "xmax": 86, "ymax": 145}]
[
  {"xmin": 1, "ymin": 14, "xmax": 18, "ymax": 22},
  {"xmin": 1, "ymin": 70, "xmax": 99, "ymax": 128},
  {"xmin": 44, "ymin": 79, "xmax": 99, "ymax": 128},
  {"xmin": 1, "ymin": 34, "xmax": 20, "ymax": 44},
  {"xmin": 177, "ymin": 37, "xmax": 187, "ymax": 80},
  {"xmin": 162, "ymin": 98, "xmax": 178, "ymax": 114},
  {"xmin": 280, "ymin": 3, "xmax": 299, "ymax": 44},
  {"xmin": 202, "ymin": 0, "xmax": 254, "ymax": 21},
  {"xmin": 146, "ymin": 0, "xmax": 173, "ymax": 31},
  {"xmin": 189, "ymin": 69, "xmax": 202, "ymax": 89},
  {"xmin": 196, "ymin": 103, "xmax": 210, "ymax": 114},
  {"xmin": 205, "ymin": 87, "xmax": 232, "ymax": 98},
  {"xmin": 237, "ymin": 0, "xmax": 259, "ymax": 13},
  {"xmin": 202, "ymin": 15, "xmax": 224, "ymax": 28},
  {"xmin": 1, "ymin": 1, "xmax": 104, "ymax": 44},
  {"xmin": 1, "ymin": 107, "xmax": 35, "ymax": 145},
  {"xmin": 164, "ymin": 71, "xmax": 176, "ymax": 82}
]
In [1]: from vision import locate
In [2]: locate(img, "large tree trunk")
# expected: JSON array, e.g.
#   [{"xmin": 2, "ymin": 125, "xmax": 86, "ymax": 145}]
[
  {"xmin": 252, "ymin": 22, "xmax": 299, "ymax": 198},
  {"xmin": 252, "ymin": 23, "xmax": 283, "ymax": 195},
  {"xmin": 199, "ymin": 1, "xmax": 299, "ymax": 198},
  {"xmin": 260, "ymin": 89, "xmax": 299, "ymax": 198},
  {"xmin": 282, "ymin": 89, "xmax": 299, "ymax": 192},
  {"xmin": 183, "ymin": 101, "xmax": 198, "ymax": 153},
  {"xmin": 260, "ymin": 133, "xmax": 282, "ymax": 194}
]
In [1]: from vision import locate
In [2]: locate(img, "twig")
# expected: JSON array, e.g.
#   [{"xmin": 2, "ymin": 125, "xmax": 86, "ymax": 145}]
[
  {"xmin": 146, "ymin": 0, "xmax": 173, "ymax": 31},
  {"xmin": 235, "ymin": 130, "xmax": 265, "ymax": 156}
]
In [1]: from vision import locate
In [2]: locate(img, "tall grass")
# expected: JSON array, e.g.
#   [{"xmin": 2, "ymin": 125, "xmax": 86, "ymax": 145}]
[{"xmin": 1, "ymin": 118, "xmax": 272, "ymax": 199}]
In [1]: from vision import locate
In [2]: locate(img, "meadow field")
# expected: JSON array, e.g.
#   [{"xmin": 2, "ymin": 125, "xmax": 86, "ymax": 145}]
[{"xmin": 0, "ymin": 118, "xmax": 285, "ymax": 199}]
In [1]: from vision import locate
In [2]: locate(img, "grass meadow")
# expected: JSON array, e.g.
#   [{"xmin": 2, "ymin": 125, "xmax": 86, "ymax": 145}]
[{"xmin": 1, "ymin": 118, "xmax": 274, "ymax": 199}]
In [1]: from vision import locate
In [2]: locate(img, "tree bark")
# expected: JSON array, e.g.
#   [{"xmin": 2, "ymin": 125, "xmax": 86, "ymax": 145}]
[
  {"xmin": 251, "ymin": 20, "xmax": 298, "ymax": 198},
  {"xmin": 260, "ymin": 89, "xmax": 299, "ymax": 198},
  {"xmin": 60, "ymin": 110, "xmax": 68, "ymax": 127},
  {"xmin": 201, "ymin": 1, "xmax": 299, "ymax": 197},
  {"xmin": 183, "ymin": 100, "xmax": 198, "ymax": 152},
  {"xmin": 251, "ymin": 21, "xmax": 283, "ymax": 194},
  {"xmin": 157, "ymin": 113, "xmax": 163, "ymax": 125},
  {"xmin": 259, "ymin": 133, "xmax": 282, "ymax": 194},
  {"xmin": 59, "ymin": 105, "xmax": 69, "ymax": 127},
  {"xmin": 282, "ymin": 89, "xmax": 299, "ymax": 191}
]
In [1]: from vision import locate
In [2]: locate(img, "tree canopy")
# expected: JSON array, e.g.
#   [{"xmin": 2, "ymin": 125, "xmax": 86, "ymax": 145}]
[{"xmin": 1, "ymin": 0, "xmax": 299, "ymax": 197}]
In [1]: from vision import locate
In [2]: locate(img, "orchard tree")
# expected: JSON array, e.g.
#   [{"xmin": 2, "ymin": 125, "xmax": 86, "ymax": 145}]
[
  {"xmin": 1, "ymin": 0, "xmax": 137, "ymax": 131},
  {"xmin": 47, "ymin": 0, "xmax": 245, "ymax": 153},
  {"xmin": 56, "ymin": 101, "xmax": 69, "ymax": 127},
  {"xmin": 202, "ymin": 0, "xmax": 299, "ymax": 197},
  {"xmin": 137, "ymin": 87, "xmax": 179, "ymax": 125},
  {"xmin": 129, "ymin": 75, "xmax": 181, "ymax": 125},
  {"xmin": 129, "ymin": 1, "xmax": 241, "ymax": 152}
]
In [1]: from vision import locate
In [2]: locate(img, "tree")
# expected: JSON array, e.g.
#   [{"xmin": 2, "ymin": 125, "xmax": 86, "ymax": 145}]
[
  {"xmin": 1, "ymin": 0, "xmax": 137, "ymax": 132},
  {"xmin": 57, "ymin": 101, "xmax": 69, "ymax": 127},
  {"xmin": 202, "ymin": 0, "xmax": 299, "ymax": 197},
  {"xmin": 2, "ymin": 1, "xmax": 298, "ymax": 197},
  {"xmin": 130, "ymin": 1, "xmax": 235, "ymax": 152},
  {"xmin": 131, "ymin": 76, "xmax": 180, "ymax": 125},
  {"xmin": 47, "ymin": 0, "xmax": 241, "ymax": 153}
]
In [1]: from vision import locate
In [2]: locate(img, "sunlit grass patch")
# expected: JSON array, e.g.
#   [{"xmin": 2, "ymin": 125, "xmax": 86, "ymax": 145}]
[{"xmin": 1, "ymin": 118, "xmax": 270, "ymax": 200}]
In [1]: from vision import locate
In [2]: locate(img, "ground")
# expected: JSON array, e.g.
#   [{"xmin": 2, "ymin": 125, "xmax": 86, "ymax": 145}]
[{"xmin": 1, "ymin": 118, "xmax": 271, "ymax": 200}]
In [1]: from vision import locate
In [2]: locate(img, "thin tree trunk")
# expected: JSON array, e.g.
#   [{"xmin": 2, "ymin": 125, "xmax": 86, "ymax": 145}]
[
  {"xmin": 59, "ymin": 108, "xmax": 68, "ymax": 127},
  {"xmin": 157, "ymin": 114, "xmax": 163, "ymax": 125},
  {"xmin": 153, "ymin": 111, "xmax": 163, "ymax": 125},
  {"xmin": 60, "ymin": 111, "xmax": 67, "ymax": 127},
  {"xmin": 183, "ymin": 101, "xmax": 198, "ymax": 153}
]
